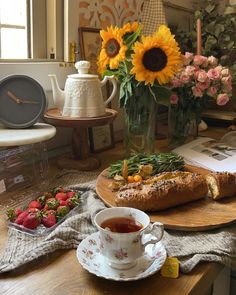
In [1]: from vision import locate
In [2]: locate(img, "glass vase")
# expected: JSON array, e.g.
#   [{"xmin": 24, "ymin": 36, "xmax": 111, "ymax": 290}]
[
  {"xmin": 124, "ymin": 93, "xmax": 157, "ymax": 155},
  {"xmin": 168, "ymin": 103, "xmax": 199, "ymax": 148}
]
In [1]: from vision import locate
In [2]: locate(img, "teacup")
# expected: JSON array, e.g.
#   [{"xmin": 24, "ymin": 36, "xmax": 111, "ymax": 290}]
[{"xmin": 94, "ymin": 207, "xmax": 164, "ymax": 270}]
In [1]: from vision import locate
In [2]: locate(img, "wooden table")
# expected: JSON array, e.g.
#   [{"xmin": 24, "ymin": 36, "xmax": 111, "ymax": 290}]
[{"xmin": 0, "ymin": 126, "xmax": 228, "ymax": 295}]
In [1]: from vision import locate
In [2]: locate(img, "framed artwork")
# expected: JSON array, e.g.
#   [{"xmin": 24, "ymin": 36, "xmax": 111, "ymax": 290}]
[
  {"xmin": 78, "ymin": 26, "xmax": 115, "ymax": 153},
  {"xmin": 88, "ymin": 124, "xmax": 115, "ymax": 153},
  {"xmin": 164, "ymin": 2, "xmax": 194, "ymax": 32},
  {"xmin": 78, "ymin": 27, "xmax": 101, "ymax": 74}
]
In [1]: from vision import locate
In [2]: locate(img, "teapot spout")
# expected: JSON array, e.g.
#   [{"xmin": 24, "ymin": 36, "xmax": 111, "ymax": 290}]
[{"xmin": 48, "ymin": 74, "xmax": 65, "ymax": 111}]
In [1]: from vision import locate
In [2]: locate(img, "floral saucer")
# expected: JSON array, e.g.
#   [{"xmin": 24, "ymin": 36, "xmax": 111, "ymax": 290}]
[{"xmin": 76, "ymin": 232, "xmax": 167, "ymax": 281}]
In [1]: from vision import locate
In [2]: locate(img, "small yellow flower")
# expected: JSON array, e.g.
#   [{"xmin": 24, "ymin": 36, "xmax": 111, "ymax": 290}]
[
  {"xmin": 130, "ymin": 25, "xmax": 181, "ymax": 85},
  {"xmin": 97, "ymin": 26, "xmax": 127, "ymax": 74}
]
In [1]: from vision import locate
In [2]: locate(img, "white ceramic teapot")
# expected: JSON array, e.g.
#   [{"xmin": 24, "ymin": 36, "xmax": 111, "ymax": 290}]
[{"xmin": 48, "ymin": 60, "xmax": 117, "ymax": 117}]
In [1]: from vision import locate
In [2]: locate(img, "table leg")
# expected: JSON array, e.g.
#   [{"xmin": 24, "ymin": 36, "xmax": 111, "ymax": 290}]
[{"xmin": 57, "ymin": 127, "xmax": 100, "ymax": 171}]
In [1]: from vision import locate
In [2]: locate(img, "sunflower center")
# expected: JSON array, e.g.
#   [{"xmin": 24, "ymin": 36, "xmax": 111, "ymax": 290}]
[
  {"xmin": 142, "ymin": 48, "xmax": 167, "ymax": 72},
  {"xmin": 105, "ymin": 38, "xmax": 120, "ymax": 57}
]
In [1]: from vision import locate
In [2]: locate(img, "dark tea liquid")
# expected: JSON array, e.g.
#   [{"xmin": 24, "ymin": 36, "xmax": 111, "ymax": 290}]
[{"xmin": 100, "ymin": 217, "xmax": 143, "ymax": 233}]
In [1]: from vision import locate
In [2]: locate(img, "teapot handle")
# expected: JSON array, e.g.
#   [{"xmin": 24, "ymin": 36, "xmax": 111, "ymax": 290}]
[{"xmin": 101, "ymin": 76, "xmax": 117, "ymax": 106}]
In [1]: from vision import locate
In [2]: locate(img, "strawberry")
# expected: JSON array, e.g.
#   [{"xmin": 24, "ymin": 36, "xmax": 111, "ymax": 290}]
[
  {"xmin": 44, "ymin": 198, "xmax": 59, "ymax": 210},
  {"xmin": 28, "ymin": 200, "xmax": 41, "ymax": 210},
  {"xmin": 6, "ymin": 208, "xmax": 23, "ymax": 222},
  {"xmin": 23, "ymin": 212, "xmax": 41, "ymax": 229},
  {"xmin": 36, "ymin": 194, "xmax": 48, "ymax": 206},
  {"xmin": 41, "ymin": 209, "xmax": 56, "ymax": 215},
  {"xmin": 55, "ymin": 192, "xmax": 67, "ymax": 201},
  {"xmin": 51, "ymin": 187, "xmax": 64, "ymax": 195},
  {"xmin": 15, "ymin": 208, "xmax": 23, "ymax": 216},
  {"xmin": 56, "ymin": 205, "xmax": 70, "ymax": 218},
  {"xmin": 42, "ymin": 191, "xmax": 53, "ymax": 199},
  {"xmin": 68, "ymin": 193, "xmax": 80, "ymax": 208},
  {"xmin": 66, "ymin": 191, "xmax": 76, "ymax": 198},
  {"xmin": 27, "ymin": 207, "xmax": 40, "ymax": 214},
  {"xmin": 42, "ymin": 210, "xmax": 56, "ymax": 228},
  {"xmin": 15, "ymin": 211, "xmax": 29, "ymax": 225},
  {"xmin": 59, "ymin": 199, "xmax": 69, "ymax": 206}
]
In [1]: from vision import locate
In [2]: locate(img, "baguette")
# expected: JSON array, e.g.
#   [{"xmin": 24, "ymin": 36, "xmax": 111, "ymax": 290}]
[
  {"xmin": 115, "ymin": 172, "xmax": 208, "ymax": 211},
  {"xmin": 205, "ymin": 172, "xmax": 236, "ymax": 200}
]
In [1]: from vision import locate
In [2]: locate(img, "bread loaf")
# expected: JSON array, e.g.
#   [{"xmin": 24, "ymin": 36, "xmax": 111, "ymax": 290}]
[
  {"xmin": 205, "ymin": 172, "xmax": 236, "ymax": 200},
  {"xmin": 115, "ymin": 172, "xmax": 208, "ymax": 211}
]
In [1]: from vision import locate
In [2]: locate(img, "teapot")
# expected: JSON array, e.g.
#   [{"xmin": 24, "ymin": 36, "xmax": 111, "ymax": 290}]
[{"xmin": 48, "ymin": 60, "xmax": 117, "ymax": 117}]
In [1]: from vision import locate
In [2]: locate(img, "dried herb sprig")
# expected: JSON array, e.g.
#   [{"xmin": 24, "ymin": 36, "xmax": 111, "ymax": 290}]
[{"xmin": 108, "ymin": 152, "xmax": 184, "ymax": 178}]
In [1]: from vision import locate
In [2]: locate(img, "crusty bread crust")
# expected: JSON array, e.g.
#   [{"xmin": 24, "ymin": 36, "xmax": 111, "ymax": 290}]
[
  {"xmin": 115, "ymin": 172, "xmax": 208, "ymax": 211},
  {"xmin": 205, "ymin": 172, "xmax": 236, "ymax": 200}
]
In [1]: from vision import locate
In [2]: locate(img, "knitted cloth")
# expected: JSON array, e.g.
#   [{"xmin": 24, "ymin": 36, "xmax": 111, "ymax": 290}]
[{"xmin": 141, "ymin": 0, "xmax": 167, "ymax": 35}]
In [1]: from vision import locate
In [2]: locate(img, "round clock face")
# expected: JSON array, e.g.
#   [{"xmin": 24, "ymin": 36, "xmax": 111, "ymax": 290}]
[{"xmin": 0, "ymin": 75, "xmax": 47, "ymax": 128}]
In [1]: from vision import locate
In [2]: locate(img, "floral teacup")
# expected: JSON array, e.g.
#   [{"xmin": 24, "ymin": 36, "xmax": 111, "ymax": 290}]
[{"xmin": 94, "ymin": 207, "xmax": 164, "ymax": 270}]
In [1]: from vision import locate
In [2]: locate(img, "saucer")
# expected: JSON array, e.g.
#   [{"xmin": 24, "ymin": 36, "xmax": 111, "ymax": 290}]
[{"xmin": 76, "ymin": 232, "xmax": 167, "ymax": 281}]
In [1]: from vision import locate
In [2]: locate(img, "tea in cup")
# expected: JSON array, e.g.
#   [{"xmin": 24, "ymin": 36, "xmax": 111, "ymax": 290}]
[{"xmin": 94, "ymin": 207, "xmax": 164, "ymax": 270}]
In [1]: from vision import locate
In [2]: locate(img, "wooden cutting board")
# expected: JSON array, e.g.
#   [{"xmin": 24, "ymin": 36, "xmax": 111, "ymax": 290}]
[{"xmin": 95, "ymin": 166, "xmax": 236, "ymax": 231}]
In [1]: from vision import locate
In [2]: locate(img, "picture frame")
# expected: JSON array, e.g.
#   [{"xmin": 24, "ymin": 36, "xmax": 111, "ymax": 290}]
[
  {"xmin": 164, "ymin": 2, "xmax": 194, "ymax": 32},
  {"xmin": 88, "ymin": 124, "xmax": 115, "ymax": 153},
  {"xmin": 78, "ymin": 27, "xmax": 101, "ymax": 74},
  {"xmin": 78, "ymin": 26, "xmax": 115, "ymax": 153}
]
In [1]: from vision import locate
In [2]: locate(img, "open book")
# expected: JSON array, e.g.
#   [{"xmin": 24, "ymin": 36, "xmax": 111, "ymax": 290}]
[{"xmin": 173, "ymin": 137, "xmax": 236, "ymax": 172}]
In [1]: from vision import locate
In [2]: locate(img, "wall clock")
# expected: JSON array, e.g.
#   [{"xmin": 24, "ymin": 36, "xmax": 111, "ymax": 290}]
[{"xmin": 0, "ymin": 75, "xmax": 47, "ymax": 128}]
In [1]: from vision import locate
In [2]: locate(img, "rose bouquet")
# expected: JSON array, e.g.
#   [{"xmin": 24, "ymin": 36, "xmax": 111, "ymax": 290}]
[
  {"xmin": 97, "ymin": 23, "xmax": 182, "ymax": 154},
  {"xmin": 169, "ymin": 52, "xmax": 232, "ymax": 147}
]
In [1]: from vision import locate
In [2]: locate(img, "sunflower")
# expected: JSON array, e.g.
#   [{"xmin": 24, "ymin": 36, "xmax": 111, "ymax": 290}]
[
  {"xmin": 130, "ymin": 25, "xmax": 181, "ymax": 85},
  {"xmin": 120, "ymin": 21, "xmax": 140, "ymax": 36},
  {"xmin": 97, "ymin": 26, "xmax": 127, "ymax": 74}
]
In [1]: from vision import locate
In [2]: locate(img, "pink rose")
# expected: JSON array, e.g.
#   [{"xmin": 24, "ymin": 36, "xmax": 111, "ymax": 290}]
[
  {"xmin": 192, "ymin": 86, "xmax": 203, "ymax": 97},
  {"xmin": 183, "ymin": 52, "xmax": 194, "ymax": 65},
  {"xmin": 195, "ymin": 70, "xmax": 208, "ymax": 83},
  {"xmin": 221, "ymin": 68, "xmax": 230, "ymax": 76},
  {"xmin": 216, "ymin": 93, "xmax": 230, "ymax": 106},
  {"xmin": 170, "ymin": 78, "xmax": 183, "ymax": 88},
  {"xmin": 215, "ymin": 65, "xmax": 223, "ymax": 72},
  {"xmin": 197, "ymin": 81, "xmax": 210, "ymax": 91},
  {"xmin": 185, "ymin": 65, "xmax": 195, "ymax": 75},
  {"xmin": 202, "ymin": 59, "xmax": 209, "ymax": 68},
  {"xmin": 208, "ymin": 56, "xmax": 218, "ymax": 66},
  {"xmin": 180, "ymin": 73, "xmax": 190, "ymax": 84},
  {"xmin": 193, "ymin": 55, "xmax": 208, "ymax": 66},
  {"xmin": 207, "ymin": 68, "xmax": 221, "ymax": 80},
  {"xmin": 170, "ymin": 93, "xmax": 179, "ymax": 104},
  {"xmin": 222, "ymin": 76, "xmax": 232, "ymax": 92},
  {"xmin": 207, "ymin": 86, "xmax": 218, "ymax": 97}
]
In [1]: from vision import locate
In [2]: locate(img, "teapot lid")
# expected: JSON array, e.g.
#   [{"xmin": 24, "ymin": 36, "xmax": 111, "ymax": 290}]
[{"xmin": 68, "ymin": 60, "xmax": 98, "ymax": 79}]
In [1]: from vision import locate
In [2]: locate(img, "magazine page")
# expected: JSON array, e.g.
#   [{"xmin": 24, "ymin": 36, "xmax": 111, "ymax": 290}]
[{"xmin": 173, "ymin": 137, "xmax": 236, "ymax": 173}]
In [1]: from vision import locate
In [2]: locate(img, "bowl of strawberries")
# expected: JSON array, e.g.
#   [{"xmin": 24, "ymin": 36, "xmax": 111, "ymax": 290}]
[{"xmin": 6, "ymin": 186, "xmax": 82, "ymax": 235}]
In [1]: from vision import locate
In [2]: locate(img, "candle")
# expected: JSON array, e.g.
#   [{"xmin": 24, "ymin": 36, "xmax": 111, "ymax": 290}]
[{"xmin": 196, "ymin": 18, "xmax": 202, "ymax": 55}]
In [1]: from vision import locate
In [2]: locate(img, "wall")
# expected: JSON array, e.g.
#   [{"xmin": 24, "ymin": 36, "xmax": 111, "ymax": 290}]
[{"xmin": 78, "ymin": 0, "xmax": 195, "ymax": 28}]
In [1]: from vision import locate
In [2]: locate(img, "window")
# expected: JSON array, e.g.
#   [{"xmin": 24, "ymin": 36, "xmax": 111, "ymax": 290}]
[
  {"xmin": 0, "ymin": 0, "xmax": 65, "ymax": 61},
  {"xmin": 0, "ymin": 0, "xmax": 28, "ymax": 59}
]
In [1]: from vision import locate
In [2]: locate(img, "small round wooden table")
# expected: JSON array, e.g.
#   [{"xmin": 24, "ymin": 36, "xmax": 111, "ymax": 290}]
[{"xmin": 44, "ymin": 108, "xmax": 118, "ymax": 171}]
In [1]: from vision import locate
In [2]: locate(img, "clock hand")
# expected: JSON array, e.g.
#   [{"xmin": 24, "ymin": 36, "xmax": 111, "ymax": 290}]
[
  {"xmin": 6, "ymin": 90, "xmax": 21, "ymax": 104},
  {"xmin": 6, "ymin": 90, "xmax": 39, "ymax": 104},
  {"xmin": 19, "ymin": 99, "xmax": 39, "ymax": 104}
]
